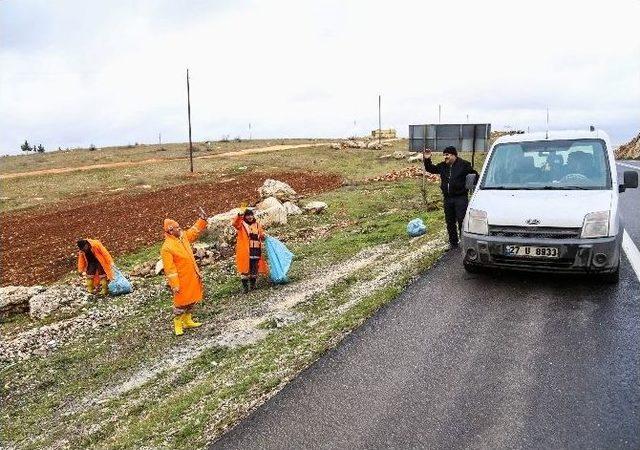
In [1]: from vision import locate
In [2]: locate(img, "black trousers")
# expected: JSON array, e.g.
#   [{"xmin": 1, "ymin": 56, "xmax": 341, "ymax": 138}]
[{"xmin": 444, "ymin": 195, "xmax": 468, "ymax": 245}]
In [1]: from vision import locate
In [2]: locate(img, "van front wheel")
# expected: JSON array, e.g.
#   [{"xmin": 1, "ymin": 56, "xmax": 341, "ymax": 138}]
[
  {"xmin": 600, "ymin": 264, "xmax": 620, "ymax": 284},
  {"xmin": 464, "ymin": 262, "xmax": 480, "ymax": 274}
]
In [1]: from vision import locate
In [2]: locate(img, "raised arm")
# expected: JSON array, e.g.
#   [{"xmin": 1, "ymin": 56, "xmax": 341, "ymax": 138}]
[
  {"xmin": 422, "ymin": 149, "xmax": 441, "ymax": 175},
  {"xmin": 184, "ymin": 218, "xmax": 207, "ymax": 243}
]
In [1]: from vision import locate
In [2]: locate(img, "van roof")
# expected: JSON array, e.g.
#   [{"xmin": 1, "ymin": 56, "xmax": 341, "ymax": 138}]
[{"xmin": 494, "ymin": 129, "xmax": 610, "ymax": 145}]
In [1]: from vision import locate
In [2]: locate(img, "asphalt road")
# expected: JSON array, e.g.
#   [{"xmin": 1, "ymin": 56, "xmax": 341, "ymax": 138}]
[{"xmin": 212, "ymin": 162, "xmax": 640, "ymax": 450}]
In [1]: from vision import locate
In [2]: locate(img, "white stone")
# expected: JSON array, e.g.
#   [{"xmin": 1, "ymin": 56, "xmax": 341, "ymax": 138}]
[
  {"xmin": 303, "ymin": 201, "xmax": 328, "ymax": 214},
  {"xmin": 256, "ymin": 196, "xmax": 283, "ymax": 210},
  {"xmin": 283, "ymin": 201, "xmax": 302, "ymax": 215},
  {"xmin": 257, "ymin": 179, "xmax": 297, "ymax": 202},
  {"xmin": 393, "ymin": 151, "xmax": 406, "ymax": 160},
  {"xmin": 408, "ymin": 154, "xmax": 424, "ymax": 162},
  {"xmin": 255, "ymin": 205, "xmax": 288, "ymax": 226},
  {"xmin": 0, "ymin": 285, "xmax": 46, "ymax": 317},
  {"xmin": 154, "ymin": 260, "xmax": 164, "ymax": 275}
]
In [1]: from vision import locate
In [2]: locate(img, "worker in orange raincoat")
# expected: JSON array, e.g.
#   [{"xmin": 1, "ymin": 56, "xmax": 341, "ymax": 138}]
[
  {"xmin": 233, "ymin": 207, "xmax": 268, "ymax": 293},
  {"xmin": 77, "ymin": 239, "xmax": 115, "ymax": 295},
  {"xmin": 161, "ymin": 207, "xmax": 208, "ymax": 336}
]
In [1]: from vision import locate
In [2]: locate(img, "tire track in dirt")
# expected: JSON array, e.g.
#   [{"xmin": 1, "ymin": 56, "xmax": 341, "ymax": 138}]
[{"xmin": 0, "ymin": 172, "xmax": 342, "ymax": 286}]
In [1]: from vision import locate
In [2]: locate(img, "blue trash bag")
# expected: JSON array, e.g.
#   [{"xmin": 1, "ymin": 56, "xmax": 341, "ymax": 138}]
[
  {"xmin": 264, "ymin": 236, "xmax": 294, "ymax": 284},
  {"xmin": 108, "ymin": 266, "xmax": 133, "ymax": 295},
  {"xmin": 407, "ymin": 218, "xmax": 427, "ymax": 237}
]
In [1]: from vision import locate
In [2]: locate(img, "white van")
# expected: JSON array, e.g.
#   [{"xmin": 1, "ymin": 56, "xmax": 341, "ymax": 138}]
[{"xmin": 461, "ymin": 129, "xmax": 638, "ymax": 282}]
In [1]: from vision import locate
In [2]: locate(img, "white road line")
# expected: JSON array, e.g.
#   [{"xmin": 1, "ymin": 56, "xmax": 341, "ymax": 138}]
[
  {"xmin": 617, "ymin": 162, "xmax": 640, "ymax": 171},
  {"xmin": 623, "ymin": 229, "xmax": 640, "ymax": 281}
]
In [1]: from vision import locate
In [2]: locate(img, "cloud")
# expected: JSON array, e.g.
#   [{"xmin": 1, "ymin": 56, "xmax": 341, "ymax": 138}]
[{"xmin": 1, "ymin": 0, "xmax": 639, "ymax": 154}]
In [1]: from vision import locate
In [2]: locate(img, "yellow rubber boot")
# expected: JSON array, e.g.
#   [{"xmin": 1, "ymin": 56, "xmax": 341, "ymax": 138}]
[
  {"xmin": 85, "ymin": 278, "xmax": 95, "ymax": 294},
  {"xmin": 173, "ymin": 315, "xmax": 184, "ymax": 336},
  {"xmin": 182, "ymin": 313, "xmax": 202, "ymax": 329},
  {"xmin": 99, "ymin": 278, "xmax": 109, "ymax": 296}
]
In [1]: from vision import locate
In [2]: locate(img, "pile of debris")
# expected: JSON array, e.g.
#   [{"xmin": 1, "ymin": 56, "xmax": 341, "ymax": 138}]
[
  {"xmin": 371, "ymin": 129, "xmax": 397, "ymax": 139},
  {"xmin": 379, "ymin": 150, "xmax": 419, "ymax": 160},
  {"xmin": 330, "ymin": 139, "xmax": 393, "ymax": 151},
  {"xmin": 366, "ymin": 166, "xmax": 440, "ymax": 183},
  {"xmin": 615, "ymin": 132, "xmax": 640, "ymax": 160}
]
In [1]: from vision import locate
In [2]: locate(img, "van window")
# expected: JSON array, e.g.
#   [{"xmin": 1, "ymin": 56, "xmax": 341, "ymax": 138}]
[{"xmin": 481, "ymin": 139, "xmax": 611, "ymax": 190}]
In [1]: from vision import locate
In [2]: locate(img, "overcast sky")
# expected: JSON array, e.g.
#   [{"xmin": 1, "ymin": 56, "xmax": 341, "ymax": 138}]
[{"xmin": 1, "ymin": 0, "xmax": 639, "ymax": 154}]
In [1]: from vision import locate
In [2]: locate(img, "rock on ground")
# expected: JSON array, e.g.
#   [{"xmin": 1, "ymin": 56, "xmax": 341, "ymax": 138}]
[
  {"xmin": 303, "ymin": 201, "xmax": 328, "ymax": 214},
  {"xmin": 393, "ymin": 151, "xmax": 407, "ymax": 160},
  {"xmin": 283, "ymin": 201, "xmax": 302, "ymax": 215},
  {"xmin": 257, "ymin": 196, "xmax": 283, "ymax": 210},
  {"xmin": 257, "ymin": 179, "xmax": 297, "ymax": 202},
  {"xmin": 0, "ymin": 286, "xmax": 46, "ymax": 319}
]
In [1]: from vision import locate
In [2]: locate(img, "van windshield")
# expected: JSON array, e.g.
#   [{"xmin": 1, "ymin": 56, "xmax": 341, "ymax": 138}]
[{"xmin": 481, "ymin": 139, "xmax": 611, "ymax": 190}]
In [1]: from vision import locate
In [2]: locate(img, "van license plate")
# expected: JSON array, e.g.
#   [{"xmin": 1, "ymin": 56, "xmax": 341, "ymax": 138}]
[{"xmin": 504, "ymin": 245, "xmax": 559, "ymax": 258}]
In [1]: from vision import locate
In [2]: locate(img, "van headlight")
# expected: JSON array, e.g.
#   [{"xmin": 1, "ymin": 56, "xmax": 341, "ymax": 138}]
[
  {"xmin": 466, "ymin": 209, "xmax": 488, "ymax": 235},
  {"xmin": 581, "ymin": 211, "xmax": 610, "ymax": 238}
]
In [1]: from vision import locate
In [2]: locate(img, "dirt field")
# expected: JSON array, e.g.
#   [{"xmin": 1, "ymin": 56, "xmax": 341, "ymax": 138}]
[
  {"xmin": 0, "ymin": 171, "xmax": 341, "ymax": 286},
  {"xmin": 0, "ymin": 142, "xmax": 328, "ymax": 180}
]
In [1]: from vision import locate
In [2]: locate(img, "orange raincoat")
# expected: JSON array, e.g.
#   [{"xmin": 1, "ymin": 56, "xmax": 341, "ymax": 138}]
[
  {"xmin": 77, "ymin": 239, "xmax": 115, "ymax": 281},
  {"xmin": 161, "ymin": 218, "xmax": 207, "ymax": 307},
  {"xmin": 233, "ymin": 215, "xmax": 268, "ymax": 275}
]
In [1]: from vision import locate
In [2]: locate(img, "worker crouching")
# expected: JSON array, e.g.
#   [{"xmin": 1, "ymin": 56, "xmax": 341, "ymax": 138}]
[
  {"xmin": 233, "ymin": 208, "xmax": 268, "ymax": 293},
  {"xmin": 77, "ymin": 239, "xmax": 114, "ymax": 296},
  {"xmin": 161, "ymin": 208, "xmax": 208, "ymax": 336}
]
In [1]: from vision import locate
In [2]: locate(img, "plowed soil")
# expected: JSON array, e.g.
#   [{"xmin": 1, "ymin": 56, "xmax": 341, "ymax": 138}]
[{"xmin": 0, "ymin": 172, "xmax": 342, "ymax": 286}]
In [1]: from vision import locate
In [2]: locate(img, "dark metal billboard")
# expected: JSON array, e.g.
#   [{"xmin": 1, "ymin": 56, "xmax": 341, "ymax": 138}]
[{"xmin": 409, "ymin": 123, "xmax": 491, "ymax": 152}]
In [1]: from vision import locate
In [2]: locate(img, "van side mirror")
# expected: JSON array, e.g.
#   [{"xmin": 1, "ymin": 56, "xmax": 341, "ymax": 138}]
[
  {"xmin": 465, "ymin": 173, "xmax": 478, "ymax": 190},
  {"xmin": 620, "ymin": 170, "xmax": 638, "ymax": 192}
]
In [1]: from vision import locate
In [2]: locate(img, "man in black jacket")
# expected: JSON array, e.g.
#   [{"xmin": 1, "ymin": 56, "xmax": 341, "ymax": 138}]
[{"xmin": 423, "ymin": 146, "xmax": 478, "ymax": 250}]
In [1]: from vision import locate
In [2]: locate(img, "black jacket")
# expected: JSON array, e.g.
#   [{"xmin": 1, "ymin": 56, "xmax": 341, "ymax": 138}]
[{"xmin": 424, "ymin": 157, "xmax": 478, "ymax": 197}]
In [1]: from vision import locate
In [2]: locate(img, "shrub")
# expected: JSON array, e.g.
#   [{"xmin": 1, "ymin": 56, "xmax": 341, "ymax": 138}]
[{"xmin": 89, "ymin": 144, "xmax": 97, "ymax": 151}]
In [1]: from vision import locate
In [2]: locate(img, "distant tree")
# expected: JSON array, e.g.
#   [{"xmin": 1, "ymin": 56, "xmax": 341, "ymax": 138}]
[
  {"xmin": 20, "ymin": 140, "xmax": 32, "ymax": 152},
  {"xmin": 36, "ymin": 144, "xmax": 45, "ymax": 153},
  {"xmin": 89, "ymin": 144, "xmax": 97, "ymax": 151}
]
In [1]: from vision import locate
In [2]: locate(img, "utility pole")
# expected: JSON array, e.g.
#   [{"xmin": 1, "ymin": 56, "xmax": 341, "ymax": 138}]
[
  {"xmin": 249, "ymin": 123, "xmax": 252, "ymax": 140},
  {"xmin": 158, "ymin": 132, "xmax": 161, "ymax": 145},
  {"xmin": 438, "ymin": 104, "xmax": 442, "ymax": 123},
  {"xmin": 545, "ymin": 106, "xmax": 549, "ymax": 139},
  {"xmin": 378, "ymin": 94, "xmax": 381, "ymax": 144},
  {"xmin": 186, "ymin": 68, "xmax": 194, "ymax": 173}
]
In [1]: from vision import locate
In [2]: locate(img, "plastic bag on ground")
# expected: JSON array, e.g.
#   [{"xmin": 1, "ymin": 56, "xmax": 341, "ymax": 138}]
[
  {"xmin": 264, "ymin": 236, "xmax": 294, "ymax": 284},
  {"xmin": 407, "ymin": 218, "xmax": 427, "ymax": 237},
  {"xmin": 108, "ymin": 266, "xmax": 133, "ymax": 295}
]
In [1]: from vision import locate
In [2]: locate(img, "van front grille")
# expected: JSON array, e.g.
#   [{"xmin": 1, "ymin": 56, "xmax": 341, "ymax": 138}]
[{"xmin": 488, "ymin": 226, "xmax": 581, "ymax": 240}]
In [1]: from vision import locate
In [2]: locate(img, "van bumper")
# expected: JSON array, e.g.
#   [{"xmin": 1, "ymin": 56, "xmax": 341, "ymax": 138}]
[{"xmin": 461, "ymin": 232, "xmax": 622, "ymax": 273}]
